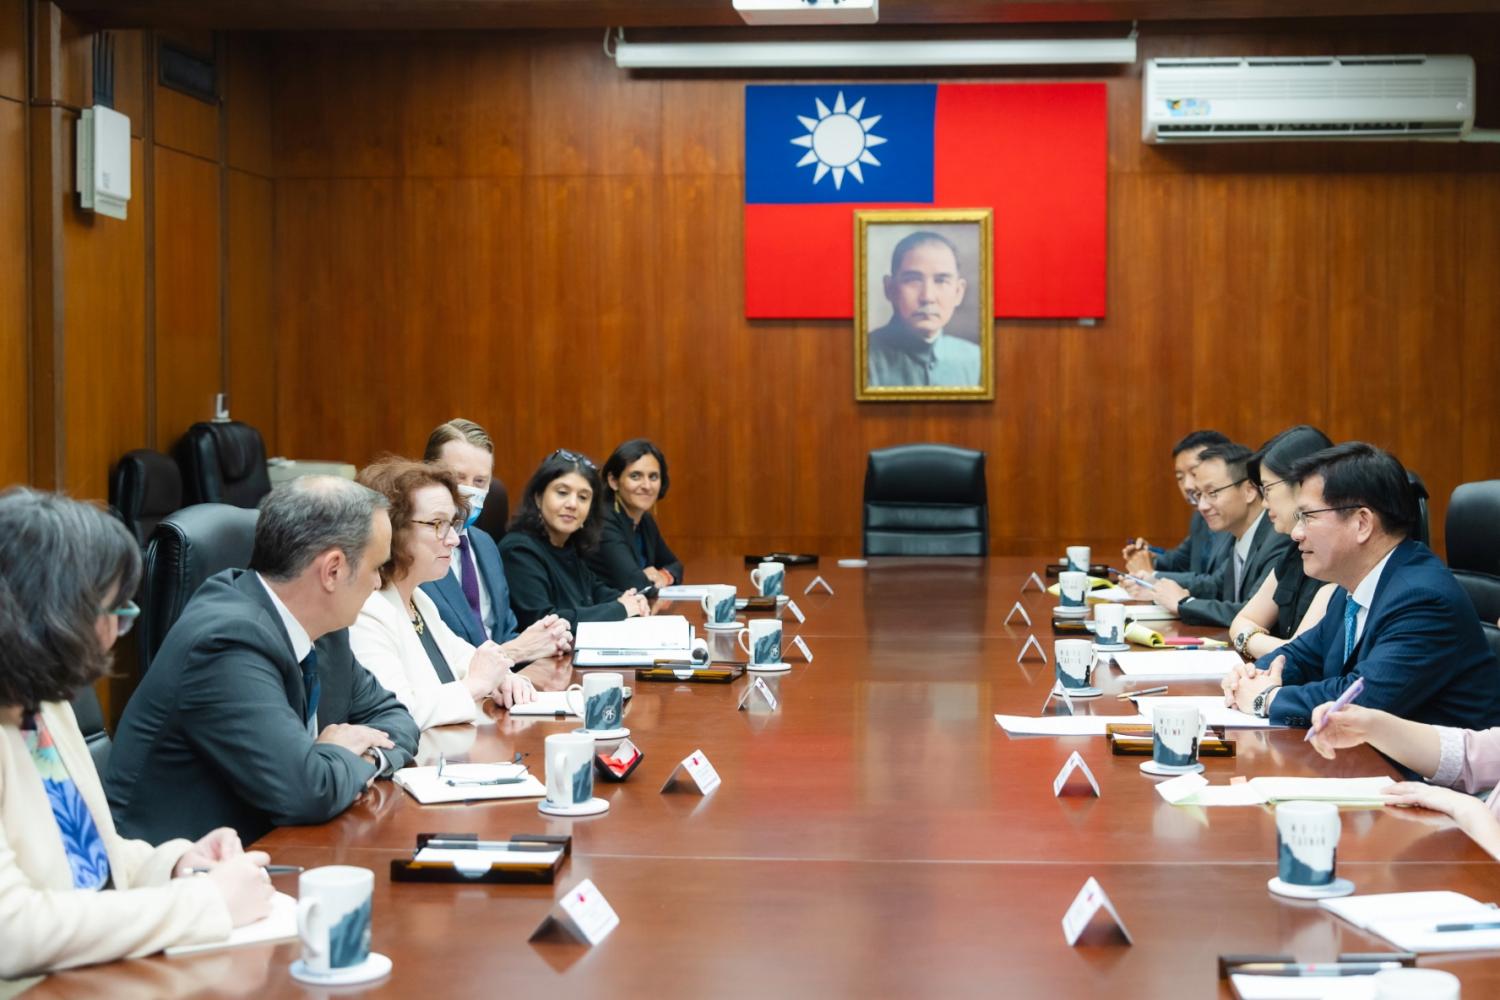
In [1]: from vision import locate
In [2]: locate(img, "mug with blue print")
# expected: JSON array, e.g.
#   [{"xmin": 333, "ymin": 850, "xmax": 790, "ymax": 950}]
[
  {"xmin": 565, "ymin": 672, "xmax": 624, "ymax": 733},
  {"xmin": 1057, "ymin": 570, "xmax": 1089, "ymax": 617},
  {"xmin": 296, "ymin": 866, "xmax": 374, "ymax": 975},
  {"xmin": 750, "ymin": 561, "xmax": 785, "ymax": 597},
  {"xmin": 1066, "ymin": 546, "xmax": 1092, "ymax": 573},
  {"xmin": 738, "ymin": 618, "xmax": 783, "ymax": 666},
  {"xmin": 1150, "ymin": 704, "xmax": 1203, "ymax": 772},
  {"xmin": 544, "ymin": 732, "xmax": 597, "ymax": 809},
  {"xmin": 1275, "ymin": 801, "xmax": 1340, "ymax": 887},
  {"xmin": 700, "ymin": 585, "xmax": 738, "ymax": 626},
  {"xmin": 1053, "ymin": 639, "xmax": 1097, "ymax": 693}
]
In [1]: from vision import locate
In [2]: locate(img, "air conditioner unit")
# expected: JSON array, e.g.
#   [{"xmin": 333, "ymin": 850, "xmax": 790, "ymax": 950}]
[
  {"xmin": 1142, "ymin": 55, "xmax": 1474, "ymax": 143},
  {"xmin": 77, "ymin": 104, "xmax": 132, "ymax": 219},
  {"xmin": 733, "ymin": 0, "xmax": 877, "ymax": 26}
]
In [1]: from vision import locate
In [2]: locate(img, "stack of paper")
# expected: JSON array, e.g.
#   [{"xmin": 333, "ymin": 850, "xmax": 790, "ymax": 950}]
[
  {"xmin": 658, "ymin": 584, "xmax": 714, "ymax": 600},
  {"xmin": 506, "ymin": 691, "xmax": 579, "ymax": 717},
  {"xmin": 574, "ymin": 615, "xmax": 695, "ymax": 666},
  {"xmin": 1229, "ymin": 974, "xmax": 1376, "ymax": 999},
  {"xmin": 166, "ymin": 891, "xmax": 297, "ymax": 956},
  {"xmin": 1109, "ymin": 650, "xmax": 1241, "ymax": 680},
  {"xmin": 1320, "ymin": 891, "xmax": 1500, "ymax": 952},
  {"xmin": 1155, "ymin": 772, "xmax": 1394, "ymax": 807},
  {"xmin": 413, "ymin": 845, "xmax": 565, "ymax": 872},
  {"xmin": 994, "ymin": 714, "xmax": 1147, "ymax": 736},
  {"xmin": 393, "ymin": 762, "xmax": 547, "ymax": 804},
  {"xmin": 1124, "ymin": 604, "xmax": 1178, "ymax": 621},
  {"xmin": 1132, "ymin": 695, "xmax": 1273, "ymax": 729}
]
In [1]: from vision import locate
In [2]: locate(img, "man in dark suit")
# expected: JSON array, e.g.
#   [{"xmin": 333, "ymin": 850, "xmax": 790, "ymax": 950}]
[
  {"xmin": 420, "ymin": 418, "xmax": 570, "ymax": 663},
  {"xmin": 1225, "ymin": 442, "xmax": 1500, "ymax": 730},
  {"xmin": 1123, "ymin": 429, "xmax": 1232, "ymax": 594},
  {"xmin": 106, "ymin": 477, "xmax": 420, "ymax": 844},
  {"xmin": 1130, "ymin": 443, "xmax": 1291, "ymax": 628}
]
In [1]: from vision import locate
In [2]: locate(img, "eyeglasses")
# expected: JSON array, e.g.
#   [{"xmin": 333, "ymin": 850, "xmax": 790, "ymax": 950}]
[
  {"xmin": 107, "ymin": 599, "xmax": 140, "ymax": 637},
  {"xmin": 437, "ymin": 752, "xmax": 531, "ymax": 787},
  {"xmin": 1294, "ymin": 504, "xmax": 1362, "ymax": 527},
  {"xmin": 552, "ymin": 448, "xmax": 596, "ymax": 470},
  {"xmin": 410, "ymin": 516, "xmax": 463, "ymax": 540},
  {"xmin": 1259, "ymin": 477, "xmax": 1287, "ymax": 495},
  {"xmin": 1194, "ymin": 478, "xmax": 1249, "ymax": 503}
]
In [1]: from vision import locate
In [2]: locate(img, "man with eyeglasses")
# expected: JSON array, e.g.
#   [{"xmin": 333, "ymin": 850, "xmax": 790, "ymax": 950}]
[
  {"xmin": 1123, "ymin": 429, "xmax": 1232, "ymax": 594},
  {"xmin": 1223, "ymin": 442, "xmax": 1500, "ymax": 731},
  {"xmin": 1126, "ymin": 443, "xmax": 1291, "ymax": 628}
]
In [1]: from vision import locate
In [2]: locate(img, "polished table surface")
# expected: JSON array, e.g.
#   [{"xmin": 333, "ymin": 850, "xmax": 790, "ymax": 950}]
[{"xmin": 25, "ymin": 557, "xmax": 1500, "ymax": 998}]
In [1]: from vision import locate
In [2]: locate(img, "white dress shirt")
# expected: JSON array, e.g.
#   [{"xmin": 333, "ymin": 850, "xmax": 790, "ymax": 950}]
[{"xmin": 1348, "ymin": 545, "xmax": 1398, "ymax": 649}]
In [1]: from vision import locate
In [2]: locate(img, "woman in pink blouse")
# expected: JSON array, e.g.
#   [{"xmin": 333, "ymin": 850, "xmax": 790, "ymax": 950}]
[{"xmin": 1310, "ymin": 702, "xmax": 1500, "ymax": 858}]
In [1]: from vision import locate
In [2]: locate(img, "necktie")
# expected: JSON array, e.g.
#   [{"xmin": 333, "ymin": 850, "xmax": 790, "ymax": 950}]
[
  {"xmin": 1233, "ymin": 549, "xmax": 1246, "ymax": 599},
  {"xmin": 1343, "ymin": 594, "xmax": 1360, "ymax": 662},
  {"xmin": 456, "ymin": 533, "xmax": 487, "ymax": 638},
  {"xmin": 300, "ymin": 648, "xmax": 321, "ymax": 725}
]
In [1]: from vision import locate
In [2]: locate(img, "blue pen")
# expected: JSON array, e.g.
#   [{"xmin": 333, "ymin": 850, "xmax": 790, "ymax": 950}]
[
  {"xmin": 1305, "ymin": 676, "xmax": 1366, "ymax": 742},
  {"xmin": 1117, "ymin": 571, "xmax": 1156, "ymax": 591}
]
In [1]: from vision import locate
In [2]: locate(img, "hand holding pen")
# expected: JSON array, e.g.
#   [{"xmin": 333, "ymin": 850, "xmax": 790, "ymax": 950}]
[{"xmin": 1305, "ymin": 676, "xmax": 1366, "ymax": 744}]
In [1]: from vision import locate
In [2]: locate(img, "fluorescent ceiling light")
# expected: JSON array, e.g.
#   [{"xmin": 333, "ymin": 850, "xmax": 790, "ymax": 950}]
[{"xmin": 610, "ymin": 35, "xmax": 1137, "ymax": 70}]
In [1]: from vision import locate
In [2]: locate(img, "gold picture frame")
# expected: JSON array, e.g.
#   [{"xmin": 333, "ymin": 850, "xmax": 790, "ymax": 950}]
[{"xmin": 854, "ymin": 208, "xmax": 994, "ymax": 402}]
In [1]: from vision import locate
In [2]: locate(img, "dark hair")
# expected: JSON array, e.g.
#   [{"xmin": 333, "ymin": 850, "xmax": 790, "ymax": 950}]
[
  {"xmin": 423, "ymin": 418, "xmax": 493, "ymax": 461},
  {"xmin": 601, "ymin": 439, "xmax": 671, "ymax": 506},
  {"xmin": 889, "ymin": 230, "xmax": 961, "ymax": 277},
  {"xmin": 0, "ymin": 489, "xmax": 142, "ymax": 711},
  {"xmin": 1249, "ymin": 424, "xmax": 1334, "ymax": 487},
  {"xmin": 1171, "ymin": 429, "xmax": 1230, "ymax": 458},
  {"xmin": 1286, "ymin": 441, "xmax": 1419, "ymax": 540},
  {"xmin": 357, "ymin": 457, "xmax": 464, "ymax": 588},
  {"xmin": 251, "ymin": 476, "xmax": 389, "ymax": 582},
  {"xmin": 1195, "ymin": 442, "xmax": 1253, "ymax": 483},
  {"xmin": 508, "ymin": 451, "xmax": 606, "ymax": 554}
]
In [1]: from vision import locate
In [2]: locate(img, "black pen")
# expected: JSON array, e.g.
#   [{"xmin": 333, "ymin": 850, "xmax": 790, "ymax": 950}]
[
  {"xmin": 186, "ymin": 864, "xmax": 303, "ymax": 875},
  {"xmin": 1433, "ymin": 920, "xmax": 1500, "ymax": 932},
  {"xmin": 1230, "ymin": 961, "xmax": 1401, "ymax": 976}
]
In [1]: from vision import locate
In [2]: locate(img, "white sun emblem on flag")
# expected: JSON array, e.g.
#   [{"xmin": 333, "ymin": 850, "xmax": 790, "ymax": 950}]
[{"xmin": 790, "ymin": 91, "xmax": 887, "ymax": 190}]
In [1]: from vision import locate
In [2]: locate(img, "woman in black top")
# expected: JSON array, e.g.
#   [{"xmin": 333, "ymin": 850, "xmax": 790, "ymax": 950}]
[
  {"xmin": 1229, "ymin": 425, "xmax": 1338, "ymax": 660},
  {"xmin": 587, "ymin": 439, "xmax": 685, "ymax": 593},
  {"xmin": 499, "ymin": 450, "xmax": 653, "ymax": 631}
]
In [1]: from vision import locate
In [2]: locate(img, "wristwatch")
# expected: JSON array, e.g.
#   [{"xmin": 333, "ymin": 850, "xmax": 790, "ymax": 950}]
[
  {"xmin": 1234, "ymin": 625, "xmax": 1267, "ymax": 658},
  {"xmin": 1252, "ymin": 685, "xmax": 1280, "ymax": 719}
]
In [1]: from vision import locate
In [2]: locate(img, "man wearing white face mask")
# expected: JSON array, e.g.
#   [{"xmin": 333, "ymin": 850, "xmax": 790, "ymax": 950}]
[{"xmin": 420, "ymin": 419, "xmax": 572, "ymax": 664}]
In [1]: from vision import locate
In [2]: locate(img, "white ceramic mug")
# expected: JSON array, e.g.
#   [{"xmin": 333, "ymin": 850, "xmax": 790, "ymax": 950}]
[
  {"xmin": 1151, "ymin": 704, "xmax": 1202, "ymax": 770},
  {"xmin": 544, "ymin": 731, "xmax": 597, "ymax": 809},
  {"xmin": 1275, "ymin": 800, "xmax": 1341, "ymax": 887},
  {"xmin": 565, "ymin": 672, "xmax": 624, "ymax": 732},
  {"xmin": 750, "ymin": 561, "xmax": 785, "ymax": 597},
  {"xmin": 1054, "ymin": 639, "xmax": 1095, "ymax": 690},
  {"xmin": 700, "ymin": 585, "xmax": 738, "ymax": 625},
  {"xmin": 1058, "ymin": 571, "xmax": 1089, "ymax": 614},
  {"xmin": 738, "ymin": 618, "xmax": 783, "ymax": 666},
  {"xmin": 1094, "ymin": 604, "xmax": 1127, "ymax": 646},
  {"xmin": 1066, "ymin": 546, "xmax": 1091, "ymax": 573},
  {"xmin": 296, "ymin": 866, "xmax": 374, "ymax": 974}
]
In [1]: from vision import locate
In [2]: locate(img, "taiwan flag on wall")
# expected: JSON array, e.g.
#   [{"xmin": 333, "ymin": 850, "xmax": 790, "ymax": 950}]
[{"xmin": 744, "ymin": 82, "xmax": 1107, "ymax": 319}]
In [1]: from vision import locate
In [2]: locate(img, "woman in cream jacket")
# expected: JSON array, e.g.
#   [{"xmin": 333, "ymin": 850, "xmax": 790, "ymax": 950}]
[{"xmin": 0, "ymin": 489, "xmax": 272, "ymax": 982}]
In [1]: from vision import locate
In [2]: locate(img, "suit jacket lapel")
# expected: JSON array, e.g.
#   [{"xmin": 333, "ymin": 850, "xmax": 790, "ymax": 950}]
[
  {"xmin": 231, "ymin": 569, "xmax": 309, "ymax": 716},
  {"xmin": 1347, "ymin": 540, "xmax": 1416, "ymax": 665}
]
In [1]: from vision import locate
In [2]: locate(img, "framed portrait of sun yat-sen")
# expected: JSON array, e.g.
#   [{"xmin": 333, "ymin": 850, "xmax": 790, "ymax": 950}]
[{"xmin": 855, "ymin": 208, "xmax": 993, "ymax": 402}]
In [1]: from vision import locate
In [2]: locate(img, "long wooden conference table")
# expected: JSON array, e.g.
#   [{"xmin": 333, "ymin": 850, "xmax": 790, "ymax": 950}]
[{"xmin": 24, "ymin": 557, "xmax": 1500, "ymax": 998}]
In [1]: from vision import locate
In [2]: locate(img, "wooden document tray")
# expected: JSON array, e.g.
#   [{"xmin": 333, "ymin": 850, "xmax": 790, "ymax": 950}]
[
  {"xmin": 1105, "ymin": 723, "xmax": 1237, "ymax": 757},
  {"xmin": 391, "ymin": 833, "xmax": 571, "ymax": 885}
]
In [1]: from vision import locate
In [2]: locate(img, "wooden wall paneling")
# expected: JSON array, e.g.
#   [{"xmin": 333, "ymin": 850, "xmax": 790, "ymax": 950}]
[
  {"xmin": 28, "ymin": 106, "xmax": 67, "ymax": 490},
  {"xmin": 59, "ymin": 137, "xmax": 149, "ymax": 502},
  {"xmin": 0, "ymin": 0, "xmax": 22, "ymax": 101},
  {"xmin": 226, "ymin": 169, "xmax": 275, "ymax": 449},
  {"xmin": 31, "ymin": 2, "xmax": 91, "ymax": 109},
  {"xmin": 152, "ymin": 146, "xmax": 222, "ymax": 447},
  {"xmin": 272, "ymin": 37, "xmax": 405, "ymax": 178},
  {"xmin": 225, "ymin": 32, "xmax": 272, "ymax": 176},
  {"xmin": 1459, "ymin": 176, "xmax": 1500, "ymax": 501},
  {"xmin": 526, "ymin": 35, "xmax": 660, "ymax": 177},
  {"xmin": 111, "ymin": 30, "xmax": 146, "ymax": 131},
  {"xmin": 402, "ymin": 35, "xmax": 528, "ymax": 177},
  {"xmin": 153, "ymin": 34, "xmax": 220, "ymax": 160},
  {"xmin": 0, "ymin": 97, "xmax": 26, "ymax": 486}
]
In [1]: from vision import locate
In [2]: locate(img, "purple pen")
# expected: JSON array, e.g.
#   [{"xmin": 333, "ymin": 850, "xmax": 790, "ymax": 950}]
[{"xmin": 1305, "ymin": 675, "xmax": 1367, "ymax": 742}]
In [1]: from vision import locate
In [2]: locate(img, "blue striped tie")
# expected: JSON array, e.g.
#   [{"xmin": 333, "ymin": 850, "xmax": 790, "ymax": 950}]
[
  {"xmin": 1342, "ymin": 595, "xmax": 1360, "ymax": 662},
  {"xmin": 301, "ymin": 649, "xmax": 321, "ymax": 725}
]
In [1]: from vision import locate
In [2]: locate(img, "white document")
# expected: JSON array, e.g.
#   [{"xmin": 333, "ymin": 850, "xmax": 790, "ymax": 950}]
[
  {"xmin": 574, "ymin": 616, "xmax": 693, "ymax": 665},
  {"xmin": 1248, "ymin": 776, "xmax": 1394, "ymax": 804},
  {"xmin": 506, "ymin": 690, "xmax": 579, "ymax": 717},
  {"xmin": 1053, "ymin": 751, "xmax": 1101, "ymax": 797},
  {"xmin": 994, "ymin": 714, "xmax": 1147, "ymax": 737},
  {"xmin": 658, "ymin": 585, "xmax": 714, "ymax": 600},
  {"xmin": 1060, "ymin": 876, "xmax": 1133, "ymax": 946},
  {"xmin": 1132, "ymin": 695, "xmax": 1274, "ymax": 729},
  {"xmin": 1087, "ymin": 586, "xmax": 1133, "ymax": 603},
  {"xmin": 414, "ymin": 846, "xmax": 565, "ymax": 871},
  {"xmin": 392, "ymin": 765, "xmax": 547, "ymax": 804},
  {"xmin": 1111, "ymin": 650, "xmax": 1242, "ymax": 679},
  {"xmin": 1320, "ymin": 890, "xmax": 1500, "ymax": 953},
  {"xmin": 530, "ymin": 878, "xmax": 620, "ymax": 945},
  {"xmin": 1230, "ymin": 975, "xmax": 1376, "ymax": 1000},
  {"xmin": 1155, "ymin": 772, "xmax": 1270, "ymax": 807},
  {"xmin": 1123, "ymin": 604, "xmax": 1178, "ymax": 621},
  {"xmin": 166, "ymin": 891, "xmax": 297, "ymax": 956}
]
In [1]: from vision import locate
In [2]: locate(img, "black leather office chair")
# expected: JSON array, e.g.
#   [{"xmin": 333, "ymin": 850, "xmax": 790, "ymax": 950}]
[
  {"xmin": 71, "ymin": 684, "xmax": 113, "ymax": 776},
  {"xmin": 109, "ymin": 449, "xmax": 183, "ymax": 549},
  {"xmin": 1484, "ymin": 623, "xmax": 1500, "ymax": 667},
  {"xmin": 175, "ymin": 421, "xmax": 273, "ymax": 509},
  {"xmin": 472, "ymin": 478, "xmax": 510, "ymax": 541},
  {"xmin": 1447, "ymin": 480, "xmax": 1500, "ymax": 623},
  {"xmin": 139, "ymin": 503, "xmax": 259, "ymax": 671},
  {"xmin": 862, "ymin": 444, "xmax": 988, "ymax": 557},
  {"xmin": 1407, "ymin": 470, "xmax": 1430, "ymax": 548}
]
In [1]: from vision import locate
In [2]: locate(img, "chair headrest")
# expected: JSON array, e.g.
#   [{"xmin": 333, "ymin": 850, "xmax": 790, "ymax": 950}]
[
  {"xmin": 1448, "ymin": 480, "xmax": 1500, "ymax": 574},
  {"xmin": 140, "ymin": 503, "xmax": 259, "ymax": 669},
  {"xmin": 865, "ymin": 444, "xmax": 987, "ymax": 506},
  {"xmin": 109, "ymin": 450, "xmax": 183, "ymax": 547}
]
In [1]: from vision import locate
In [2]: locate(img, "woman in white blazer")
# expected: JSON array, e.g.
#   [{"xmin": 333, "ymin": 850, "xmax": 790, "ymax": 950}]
[
  {"xmin": 0, "ymin": 489, "xmax": 273, "ymax": 982},
  {"xmin": 350, "ymin": 458, "xmax": 535, "ymax": 730}
]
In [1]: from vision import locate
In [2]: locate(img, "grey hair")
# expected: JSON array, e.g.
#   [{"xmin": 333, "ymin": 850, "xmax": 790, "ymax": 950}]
[
  {"xmin": 0, "ymin": 488, "xmax": 142, "ymax": 710},
  {"xmin": 251, "ymin": 476, "xmax": 389, "ymax": 582}
]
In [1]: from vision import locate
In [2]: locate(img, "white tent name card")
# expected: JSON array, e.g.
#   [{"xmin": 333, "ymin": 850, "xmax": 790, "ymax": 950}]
[
  {"xmin": 786, "ymin": 599, "xmax": 806, "ymax": 623},
  {"xmin": 737, "ymin": 676, "xmax": 780, "ymax": 712},
  {"xmin": 660, "ymin": 749, "xmax": 722, "ymax": 795},
  {"xmin": 1052, "ymin": 751, "xmax": 1101, "ymax": 798},
  {"xmin": 529, "ymin": 878, "xmax": 619, "ymax": 946},
  {"xmin": 1061, "ymin": 877, "xmax": 1133, "ymax": 947},
  {"xmin": 790, "ymin": 635, "xmax": 813, "ymax": 662}
]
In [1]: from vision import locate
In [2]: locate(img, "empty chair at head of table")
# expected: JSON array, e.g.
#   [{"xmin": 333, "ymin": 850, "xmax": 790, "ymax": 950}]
[
  {"xmin": 139, "ymin": 503, "xmax": 259, "ymax": 671},
  {"xmin": 862, "ymin": 444, "xmax": 988, "ymax": 557},
  {"xmin": 175, "ymin": 420, "xmax": 272, "ymax": 509},
  {"xmin": 109, "ymin": 449, "xmax": 183, "ymax": 550},
  {"xmin": 1447, "ymin": 480, "xmax": 1500, "ymax": 623}
]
